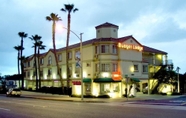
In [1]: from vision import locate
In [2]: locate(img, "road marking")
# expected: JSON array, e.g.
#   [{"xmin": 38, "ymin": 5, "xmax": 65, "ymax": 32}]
[
  {"xmin": 0, "ymin": 107, "xmax": 10, "ymax": 111},
  {"xmin": 90, "ymin": 102, "xmax": 186, "ymax": 111}
]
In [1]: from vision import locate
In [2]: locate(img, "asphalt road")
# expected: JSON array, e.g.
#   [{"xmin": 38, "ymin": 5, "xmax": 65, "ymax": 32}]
[{"xmin": 0, "ymin": 95, "xmax": 186, "ymax": 118}]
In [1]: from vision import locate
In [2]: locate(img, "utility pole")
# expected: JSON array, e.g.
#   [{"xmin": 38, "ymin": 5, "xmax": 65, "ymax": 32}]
[{"xmin": 176, "ymin": 67, "xmax": 180, "ymax": 93}]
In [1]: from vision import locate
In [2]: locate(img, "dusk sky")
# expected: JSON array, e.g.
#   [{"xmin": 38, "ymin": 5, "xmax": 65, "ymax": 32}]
[{"xmin": 0, "ymin": 0, "xmax": 186, "ymax": 76}]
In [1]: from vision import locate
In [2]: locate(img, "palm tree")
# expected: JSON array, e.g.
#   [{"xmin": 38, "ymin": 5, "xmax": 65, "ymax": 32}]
[
  {"xmin": 30, "ymin": 35, "xmax": 42, "ymax": 90},
  {"xmin": 46, "ymin": 13, "xmax": 64, "ymax": 93},
  {"xmin": 61, "ymin": 4, "xmax": 78, "ymax": 94},
  {"xmin": 37, "ymin": 41, "xmax": 46, "ymax": 89},
  {"xmin": 14, "ymin": 45, "xmax": 23, "ymax": 88},
  {"xmin": 19, "ymin": 55, "xmax": 26, "ymax": 88},
  {"xmin": 18, "ymin": 32, "xmax": 28, "ymax": 89}
]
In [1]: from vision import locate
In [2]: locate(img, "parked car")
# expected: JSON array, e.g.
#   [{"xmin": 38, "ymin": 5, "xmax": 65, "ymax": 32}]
[{"xmin": 6, "ymin": 88, "xmax": 21, "ymax": 97}]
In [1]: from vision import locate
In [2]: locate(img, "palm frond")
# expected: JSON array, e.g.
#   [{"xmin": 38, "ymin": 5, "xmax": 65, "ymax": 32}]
[{"xmin": 73, "ymin": 8, "xmax": 78, "ymax": 13}]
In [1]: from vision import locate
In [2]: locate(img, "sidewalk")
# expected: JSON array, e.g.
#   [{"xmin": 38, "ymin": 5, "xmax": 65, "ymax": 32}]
[{"xmin": 21, "ymin": 91, "xmax": 184, "ymax": 103}]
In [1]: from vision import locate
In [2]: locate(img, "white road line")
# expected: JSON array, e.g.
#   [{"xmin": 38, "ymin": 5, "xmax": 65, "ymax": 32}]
[{"xmin": 0, "ymin": 107, "xmax": 10, "ymax": 111}]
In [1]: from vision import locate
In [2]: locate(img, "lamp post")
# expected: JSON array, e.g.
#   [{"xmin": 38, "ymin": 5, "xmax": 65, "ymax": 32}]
[
  {"xmin": 62, "ymin": 27, "xmax": 84, "ymax": 101},
  {"xmin": 176, "ymin": 67, "xmax": 180, "ymax": 93}
]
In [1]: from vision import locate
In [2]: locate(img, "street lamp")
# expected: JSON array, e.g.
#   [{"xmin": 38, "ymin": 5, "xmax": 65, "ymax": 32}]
[{"xmin": 62, "ymin": 27, "xmax": 84, "ymax": 101}]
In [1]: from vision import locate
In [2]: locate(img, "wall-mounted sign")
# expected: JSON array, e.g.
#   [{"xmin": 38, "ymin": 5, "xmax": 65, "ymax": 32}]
[
  {"xmin": 118, "ymin": 43, "xmax": 143, "ymax": 51},
  {"xmin": 72, "ymin": 81, "xmax": 81, "ymax": 85},
  {"xmin": 112, "ymin": 72, "xmax": 121, "ymax": 81}
]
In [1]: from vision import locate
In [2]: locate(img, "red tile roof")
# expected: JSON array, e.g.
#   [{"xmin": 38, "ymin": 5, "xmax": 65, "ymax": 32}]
[{"xmin": 143, "ymin": 45, "xmax": 167, "ymax": 54}]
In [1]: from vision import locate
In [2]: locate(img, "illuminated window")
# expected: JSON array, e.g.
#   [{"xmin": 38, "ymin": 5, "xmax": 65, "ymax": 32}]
[
  {"xmin": 142, "ymin": 65, "xmax": 148, "ymax": 73},
  {"xmin": 101, "ymin": 63, "xmax": 110, "ymax": 72},
  {"xmin": 101, "ymin": 45, "xmax": 109, "ymax": 53},
  {"xmin": 85, "ymin": 84, "xmax": 91, "ymax": 93},
  {"xmin": 48, "ymin": 56, "xmax": 52, "ymax": 65},
  {"xmin": 100, "ymin": 83, "xmax": 110, "ymax": 93},
  {"xmin": 113, "ymin": 83, "xmax": 119, "ymax": 92},
  {"xmin": 112, "ymin": 63, "xmax": 118, "ymax": 72},
  {"xmin": 112, "ymin": 45, "xmax": 117, "ymax": 54}
]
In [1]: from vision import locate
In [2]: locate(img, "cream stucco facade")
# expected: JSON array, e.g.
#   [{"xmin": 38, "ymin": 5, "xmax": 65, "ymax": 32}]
[{"xmin": 24, "ymin": 22, "xmax": 168, "ymax": 97}]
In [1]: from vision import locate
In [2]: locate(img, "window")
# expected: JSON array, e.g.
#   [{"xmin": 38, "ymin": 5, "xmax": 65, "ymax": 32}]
[
  {"xmin": 101, "ymin": 45, "xmax": 109, "ymax": 53},
  {"xmin": 101, "ymin": 63, "xmax": 110, "ymax": 72},
  {"xmin": 86, "ymin": 63, "xmax": 91, "ymax": 67},
  {"xmin": 68, "ymin": 52, "xmax": 72, "ymax": 59},
  {"xmin": 59, "ymin": 68, "xmax": 62, "ymax": 74},
  {"xmin": 24, "ymin": 72, "xmax": 26, "ymax": 77},
  {"xmin": 33, "ymin": 61, "xmax": 36, "ymax": 67},
  {"xmin": 48, "ymin": 68, "xmax": 52, "ymax": 76},
  {"xmin": 28, "ymin": 62, "xmax": 30, "ymax": 67},
  {"xmin": 134, "ymin": 64, "xmax": 139, "ymax": 72},
  {"xmin": 24, "ymin": 63, "xmax": 27, "ymax": 68},
  {"xmin": 40, "ymin": 70, "xmax": 43, "ymax": 77},
  {"xmin": 95, "ymin": 46, "xmax": 99, "ymax": 54},
  {"xmin": 112, "ymin": 45, "xmax": 117, "ymax": 54},
  {"xmin": 113, "ymin": 83, "xmax": 119, "ymax": 92},
  {"xmin": 75, "ymin": 67, "xmax": 80, "ymax": 74},
  {"xmin": 58, "ymin": 54, "xmax": 62, "ymax": 61},
  {"xmin": 40, "ymin": 58, "xmax": 44, "ymax": 65},
  {"xmin": 85, "ymin": 84, "xmax": 91, "ymax": 93},
  {"xmin": 48, "ymin": 56, "xmax": 52, "ymax": 65},
  {"xmin": 33, "ymin": 71, "xmax": 36, "ymax": 76},
  {"xmin": 27, "ymin": 71, "xmax": 30, "ymax": 77},
  {"xmin": 75, "ymin": 50, "xmax": 80, "ymax": 60},
  {"xmin": 142, "ymin": 65, "xmax": 148, "ymax": 73},
  {"xmin": 100, "ymin": 83, "xmax": 110, "ymax": 94},
  {"xmin": 112, "ymin": 63, "xmax": 118, "ymax": 72}
]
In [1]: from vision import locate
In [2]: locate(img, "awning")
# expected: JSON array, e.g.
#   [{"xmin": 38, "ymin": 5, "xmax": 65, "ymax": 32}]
[
  {"xmin": 94, "ymin": 78, "xmax": 121, "ymax": 83},
  {"xmin": 130, "ymin": 78, "xmax": 140, "ymax": 82},
  {"xmin": 83, "ymin": 78, "xmax": 91, "ymax": 83}
]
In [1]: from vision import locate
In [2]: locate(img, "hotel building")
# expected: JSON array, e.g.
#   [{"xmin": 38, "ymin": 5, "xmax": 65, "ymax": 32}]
[{"xmin": 24, "ymin": 22, "xmax": 169, "ymax": 98}]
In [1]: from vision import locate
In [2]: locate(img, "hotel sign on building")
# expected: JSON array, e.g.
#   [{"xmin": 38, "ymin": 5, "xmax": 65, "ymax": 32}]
[{"xmin": 118, "ymin": 43, "xmax": 143, "ymax": 51}]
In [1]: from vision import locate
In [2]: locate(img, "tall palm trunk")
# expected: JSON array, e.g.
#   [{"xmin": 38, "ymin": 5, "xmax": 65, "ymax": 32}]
[
  {"xmin": 66, "ymin": 13, "xmax": 71, "ymax": 95},
  {"xmin": 34, "ymin": 46, "xmax": 38, "ymax": 90},
  {"xmin": 17, "ymin": 51, "xmax": 21, "ymax": 88},
  {"xmin": 52, "ymin": 22, "xmax": 64, "ymax": 94},
  {"xmin": 37, "ymin": 49, "xmax": 41, "ymax": 89},
  {"xmin": 20, "ymin": 39, "xmax": 24, "ymax": 89}
]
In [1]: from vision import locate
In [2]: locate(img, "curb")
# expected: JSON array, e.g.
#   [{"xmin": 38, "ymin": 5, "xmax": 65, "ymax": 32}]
[{"xmin": 21, "ymin": 96, "xmax": 107, "ymax": 103}]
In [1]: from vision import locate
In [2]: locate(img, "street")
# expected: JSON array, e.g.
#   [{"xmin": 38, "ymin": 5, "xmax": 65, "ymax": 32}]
[{"xmin": 0, "ymin": 94, "xmax": 186, "ymax": 118}]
